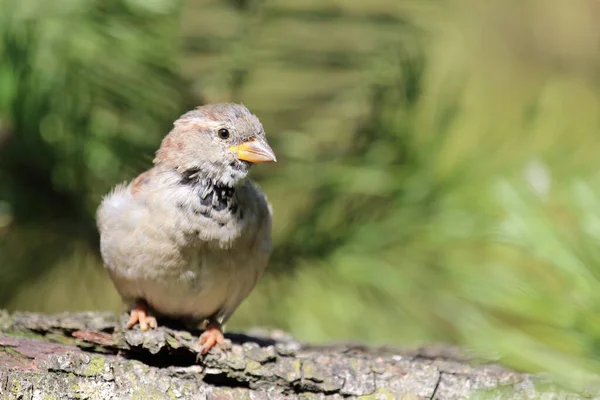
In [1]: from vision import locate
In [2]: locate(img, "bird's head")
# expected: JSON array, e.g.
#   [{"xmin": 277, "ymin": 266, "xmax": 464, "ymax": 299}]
[{"xmin": 154, "ymin": 103, "xmax": 276, "ymax": 186}]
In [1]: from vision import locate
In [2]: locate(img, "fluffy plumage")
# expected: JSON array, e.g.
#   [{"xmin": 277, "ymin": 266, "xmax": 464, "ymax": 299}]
[{"xmin": 96, "ymin": 103, "xmax": 275, "ymax": 353}]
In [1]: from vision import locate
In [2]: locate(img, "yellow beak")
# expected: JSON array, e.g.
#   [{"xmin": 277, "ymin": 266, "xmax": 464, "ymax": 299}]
[{"xmin": 229, "ymin": 138, "xmax": 277, "ymax": 164}]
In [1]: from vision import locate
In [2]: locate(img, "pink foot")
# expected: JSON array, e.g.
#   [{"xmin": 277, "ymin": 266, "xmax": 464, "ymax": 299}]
[
  {"xmin": 198, "ymin": 322, "xmax": 225, "ymax": 355},
  {"xmin": 126, "ymin": 301, "xmax": 158, "ymax": 331}
]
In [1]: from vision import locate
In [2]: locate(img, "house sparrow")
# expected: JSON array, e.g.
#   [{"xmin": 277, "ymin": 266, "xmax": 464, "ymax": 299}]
[{"xmin": 96, "ymin": 103, "xmax": 276, "ymax": 354}]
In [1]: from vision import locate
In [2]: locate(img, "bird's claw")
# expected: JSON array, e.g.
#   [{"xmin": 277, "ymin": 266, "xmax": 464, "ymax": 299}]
[
  {"xmin": 197, "ymin": 324, "xmax": 225, "ymax": 357},
  {"xmin": 126, "ymin": 302, "xmax": 157, "ymax": 331}
]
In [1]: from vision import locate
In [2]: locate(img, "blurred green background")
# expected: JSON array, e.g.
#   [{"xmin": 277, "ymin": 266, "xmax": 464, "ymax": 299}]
[{"xmin": 3, "ymin": 0, "xmax": 600, "ymax": 389}]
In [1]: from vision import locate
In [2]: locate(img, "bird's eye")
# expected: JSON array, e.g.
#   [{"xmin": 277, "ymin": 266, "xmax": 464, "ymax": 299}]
[{"xmin": 218, "ymin": 128, "xmax": 230, "ymax": 139}]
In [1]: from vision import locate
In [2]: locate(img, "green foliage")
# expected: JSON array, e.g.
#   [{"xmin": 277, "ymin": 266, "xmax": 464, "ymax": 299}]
[
  {"xmin": 0, "ymin": 0, "xmax": 187, "ymax": 303},
  {"xmin": 3, "ymin": 0, "xmax": 600, "ymax": 390}
]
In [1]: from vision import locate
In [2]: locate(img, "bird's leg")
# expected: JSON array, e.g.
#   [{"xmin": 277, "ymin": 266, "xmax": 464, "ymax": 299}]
[
  {"xmin": 198, "ymin": 320, "xmax": 225, "ymax": 355},
  {"xmin": 126, "ymin": 300, "xmax": 158, "ymax": 331}
]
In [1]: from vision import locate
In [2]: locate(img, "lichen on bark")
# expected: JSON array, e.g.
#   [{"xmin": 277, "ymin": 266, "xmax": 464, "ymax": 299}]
[{"xmin": 0, "ymin": 310, "xmax": 585, "ymax": 399}]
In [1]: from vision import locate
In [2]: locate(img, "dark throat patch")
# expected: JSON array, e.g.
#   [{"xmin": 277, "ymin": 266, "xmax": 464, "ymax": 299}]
[{"xmin": 179, "ymin": 169, "xmax": 236, "ymax": 212}]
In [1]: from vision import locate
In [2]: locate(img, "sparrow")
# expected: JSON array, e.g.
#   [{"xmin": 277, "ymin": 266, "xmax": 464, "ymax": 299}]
[{"xmin": 96, "ymin": 103, "xmax": 276, "ymax": 354}]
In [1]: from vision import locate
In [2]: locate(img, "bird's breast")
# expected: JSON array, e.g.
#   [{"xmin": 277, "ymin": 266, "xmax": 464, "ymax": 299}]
[{"xmin": 101, "ymin": 173, "xmax": 269, "ymax": 323}]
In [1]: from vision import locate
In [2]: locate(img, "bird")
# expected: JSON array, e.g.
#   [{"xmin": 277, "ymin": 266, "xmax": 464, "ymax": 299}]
[{"xmin": 96, "ymin": 103, "xmax": 276, "ymax": 355}]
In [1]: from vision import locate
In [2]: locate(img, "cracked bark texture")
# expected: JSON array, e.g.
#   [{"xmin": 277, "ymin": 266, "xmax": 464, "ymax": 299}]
[{"xmin": 0, "ymin": 310, "xmax": 584, "ymax": 399}]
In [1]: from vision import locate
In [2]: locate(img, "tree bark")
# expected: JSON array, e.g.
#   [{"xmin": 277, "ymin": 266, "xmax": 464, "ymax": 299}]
[{"xmin": 0, "ymin": 310, "xmax": 580, "ymax": 399}]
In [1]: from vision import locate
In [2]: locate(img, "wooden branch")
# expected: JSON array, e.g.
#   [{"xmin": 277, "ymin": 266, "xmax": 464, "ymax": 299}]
[{"xmin": 0, "ymin": 310, "xmax": 578, "ymax": 399}]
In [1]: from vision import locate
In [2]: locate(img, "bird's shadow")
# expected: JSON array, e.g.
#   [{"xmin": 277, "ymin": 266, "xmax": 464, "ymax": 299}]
[
  {"xmin": 116, "ymin": 318, "xmax": 277, "ymax": 368},
  {"xmin": 154, "ymin": 315, "xmax": 277, "ymax": 347},
  {"xmin": 223, "ymin": 332, "xmax": 276, "ymax": 347}
]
